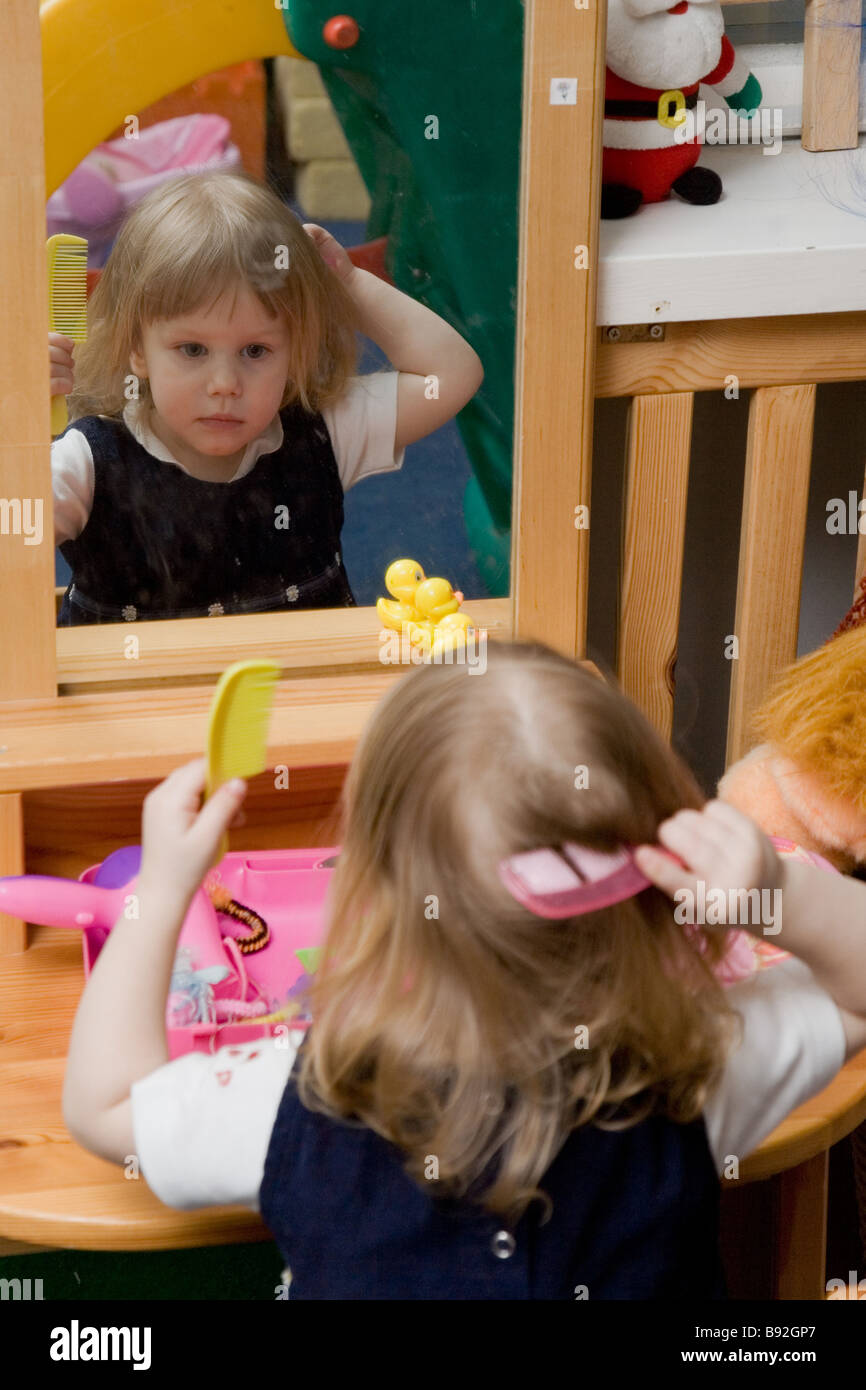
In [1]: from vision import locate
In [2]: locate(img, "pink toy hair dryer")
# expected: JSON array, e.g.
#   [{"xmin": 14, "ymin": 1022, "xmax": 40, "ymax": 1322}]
[
  {"xmin": 0, "ymin": 844, "xmax": 341, "ymax": 1057},
  {"xmin": 0, "ymin": 848, "xmax": 228, "ymax": 979}
]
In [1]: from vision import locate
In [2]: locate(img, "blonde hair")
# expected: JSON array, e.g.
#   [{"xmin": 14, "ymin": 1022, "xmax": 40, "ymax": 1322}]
[
  {"xmin": 299, "ymin": 639, "xmax": 739, "ymax": 1229},
  {"xmin": 68, "ymin": 169, "xmax": 361, "ymax": 422}
]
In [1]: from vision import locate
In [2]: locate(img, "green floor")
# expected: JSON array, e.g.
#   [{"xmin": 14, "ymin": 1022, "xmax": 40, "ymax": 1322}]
[{"xmin": 0, "ymin": 1241, "xmax": 285, "ymax": 1300}]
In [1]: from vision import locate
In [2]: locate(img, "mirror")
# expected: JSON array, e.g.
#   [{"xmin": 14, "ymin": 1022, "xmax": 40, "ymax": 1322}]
[{"xmin": 45, "ymin": 14, "xmax": 524, "ymax": 632}]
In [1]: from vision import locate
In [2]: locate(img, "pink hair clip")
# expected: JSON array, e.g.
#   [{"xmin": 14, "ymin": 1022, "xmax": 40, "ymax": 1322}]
[{"xmin": 497, "ymin": 841, "xmax": 681, "ymax": 918}]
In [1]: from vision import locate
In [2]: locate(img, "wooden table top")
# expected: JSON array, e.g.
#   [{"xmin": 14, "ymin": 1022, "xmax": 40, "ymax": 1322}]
[
  {"xmin": 0, "ymin": 930, "xmax": 268, "ymax": 1251},
  {"xmin": 3, "ymin": 927, "xmax": 866, "ymax": 1249}
]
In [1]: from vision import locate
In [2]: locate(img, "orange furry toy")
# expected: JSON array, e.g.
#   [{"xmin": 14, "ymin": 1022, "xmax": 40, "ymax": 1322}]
[{"xmin": 718, "ymin": 584, "xmax": 866, "ymax": 872}]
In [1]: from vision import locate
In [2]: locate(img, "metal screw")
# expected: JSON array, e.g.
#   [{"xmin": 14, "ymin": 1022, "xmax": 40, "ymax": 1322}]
[{"xmin": 607, "ymin": 326, "xmax": 621, "ymax": 342}]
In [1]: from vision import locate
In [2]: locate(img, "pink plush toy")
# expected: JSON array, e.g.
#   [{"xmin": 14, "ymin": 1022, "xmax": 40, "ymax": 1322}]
[{"xmin": 46, "ymin": 114, "xmax": 241, "ymax": 264}]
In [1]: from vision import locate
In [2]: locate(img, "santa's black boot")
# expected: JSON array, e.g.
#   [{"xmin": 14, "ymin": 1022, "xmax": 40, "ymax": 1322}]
[
  {"xmin": 601, "ymin": 183, "xmax": 644, "ymax": 219},
  {"xmin": 671, "ymin": 166, "xmax": 722, "ymax": 206}
]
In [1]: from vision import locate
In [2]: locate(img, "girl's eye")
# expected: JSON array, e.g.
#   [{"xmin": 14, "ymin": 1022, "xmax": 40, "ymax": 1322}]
[
  {"xmin": 244, "ymin": 344, "xmax": 269, "ymax": 360},
  {"xmin": 178, "ymin": 343, "xmax": 205, "ymax": 358}
]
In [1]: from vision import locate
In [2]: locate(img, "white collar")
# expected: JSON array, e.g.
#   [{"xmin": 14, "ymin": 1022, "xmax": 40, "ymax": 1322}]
[{"xmin": 121, "ymin": 399, "xmax": 284, "ymax": 482}]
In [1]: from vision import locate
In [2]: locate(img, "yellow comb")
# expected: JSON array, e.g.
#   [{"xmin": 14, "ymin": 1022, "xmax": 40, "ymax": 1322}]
[
  {"xmin": 47, "ymin": 234, "xmax": 88, "ymax": 437},
  {"xmin": 205, "ymin": 659, "xmax": 281, "ymax": 862}
]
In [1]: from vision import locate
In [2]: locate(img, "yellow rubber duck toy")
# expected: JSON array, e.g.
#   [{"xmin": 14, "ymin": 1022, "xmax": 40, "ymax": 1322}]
[
  {"xmin": 406, "ymin": 577, "xmax": 466, "ymax": 649},
  {"xmin": 377, "ymin": 562, "xmax": 475, "ymax": 657},
  {"xmin": 376, "ymin": 559, "xmax": 426, "ymax": 632},
  {"xmin": 428, "ymin": 610, "xmax": 476, "ymax": 658},
  {"xmin": 414, "ymin": 577, "xmax": 464, "ymax": 625}
]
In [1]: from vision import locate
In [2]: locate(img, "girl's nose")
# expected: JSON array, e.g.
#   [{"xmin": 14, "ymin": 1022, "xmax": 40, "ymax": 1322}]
[{"xmin": 208, "ymin": 359, "xmax": 240, "ymax": 395}]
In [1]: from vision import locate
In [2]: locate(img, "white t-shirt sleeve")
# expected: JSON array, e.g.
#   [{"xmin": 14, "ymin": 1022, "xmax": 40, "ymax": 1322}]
[
  {"xmin": 320, "ymin": 371, "xmax": 406, "ymax": 492},
  {"xmin": 130, "ymin": 1033, "xmax": 304, "ymax": 1211},
  {"xmin": 51, "ymin": 428, "xmax": 95, "ymax": 544},
  {"xmin": 703, "ymin": 958, "xmax": 846, "ymax": 1173}
]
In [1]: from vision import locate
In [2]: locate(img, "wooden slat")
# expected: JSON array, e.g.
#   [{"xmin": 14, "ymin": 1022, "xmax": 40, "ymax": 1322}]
[
  {"xmin": 0, "ymin": 794, "xmax": 26, "ymax": 954},
  {"xmin": 54, "ymin": 598, "xmax": 512, "ymax": 691},
  {"xmin": 617, "ymin": 393, "xmax": 693, "ymax": 740},
  {"xmin": 512, "ymin": 0, "xmax": 607, "ymax": 658},
  {"xmin": 0, "ymin": 671, "xmax": 403, "ymax": 792},
  {"xmin": 596, "ymin": 313, "xmax": 866, "ymax": 399},
  {"xmin": 0, "ymin": 2, "xmax": 58, "ymax": 700},
  {"xmin": 775, "ymin": 1152, "xmax": 829, "ymax": 1299},
  {"xmin": 802, "ymin": 0, "xmax": 862, "ymax": 152},
  {"xmin": 726, "ymin": 385, "xmax": 816, "ymax": 767},
  {"xmin": 0, "ymin": 658, "xmax": 603, "ymax": 794}
]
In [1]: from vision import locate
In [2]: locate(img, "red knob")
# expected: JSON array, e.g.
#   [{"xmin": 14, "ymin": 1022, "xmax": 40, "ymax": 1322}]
[{"xmin": 323, "ymin": 15, "xmax": 360, "ymax": 49}]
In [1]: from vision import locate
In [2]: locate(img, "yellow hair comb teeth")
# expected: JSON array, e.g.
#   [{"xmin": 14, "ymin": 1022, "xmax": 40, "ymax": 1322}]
[
  {"xmin": 46, "ymin": 233, "xmax": 88, "ymax": 436},
  {"xmin": 205, "ymin": 659, "xmax": 281, "ymax": 862}
]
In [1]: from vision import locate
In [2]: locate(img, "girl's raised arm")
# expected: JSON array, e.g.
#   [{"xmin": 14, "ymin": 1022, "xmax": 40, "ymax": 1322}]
[
  {"xmin": 62, "ymin": 762, "xmax": 247, "ymax": 1164},
  {"xmin": 304, "ymin": 223, "xmax": 484, "ymax": 450},
  {"xmin": 635, "ymin": 800, "xmax": 866, "ymax": 1061}
]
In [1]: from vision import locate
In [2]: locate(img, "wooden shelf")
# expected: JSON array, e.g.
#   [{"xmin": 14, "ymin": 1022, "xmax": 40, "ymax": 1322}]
[
  {"xmin": 0, "ymin": 671, "xmax": 402, "ymax": 793},
  {"xmin": 54, "ymin": 599, "xmax": 512, "ymax": 692},
  {"xmin": 599, "ymin": 140, "xmax": 866, "ymax": 325}
]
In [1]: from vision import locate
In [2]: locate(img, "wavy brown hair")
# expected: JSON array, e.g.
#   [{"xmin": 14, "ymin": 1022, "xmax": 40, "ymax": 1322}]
[
  {"xmin": 298, "ymin": 639, "xmax": 740, "ymax": 1229},
  {"xmin": 67, "ymin": 169, "xmax": 361, "ymax": 423}
]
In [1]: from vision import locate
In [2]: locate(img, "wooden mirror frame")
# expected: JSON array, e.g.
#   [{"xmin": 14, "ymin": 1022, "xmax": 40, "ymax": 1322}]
[{"xmin": 1, "ymin": 0, "xmax": 605, "ymax": 706}]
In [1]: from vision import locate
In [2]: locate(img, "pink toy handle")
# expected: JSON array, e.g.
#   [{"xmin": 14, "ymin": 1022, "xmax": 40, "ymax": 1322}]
[
  {"xmin": 500, "ymin": 831, "xmax": 837, "ymax": 921},
  {"xmin": 0, "ymin": 873, "xmax": 231, "ymax": 976},
  {"xmin": 0, "ymin": 874, "xmax": 123, "ymax": 929},
  {"xmin": 497, "ymin": 842, "xmax": 684, "ymax": 919}
]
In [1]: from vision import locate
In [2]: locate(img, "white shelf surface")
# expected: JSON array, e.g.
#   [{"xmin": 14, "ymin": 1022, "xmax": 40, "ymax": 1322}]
[{"xmin": 598, "ymin": 139, "xmax": 866, "ymax": 325}]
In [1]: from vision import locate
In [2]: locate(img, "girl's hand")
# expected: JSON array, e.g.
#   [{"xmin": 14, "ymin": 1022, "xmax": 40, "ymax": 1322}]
[
  {"xmin": 49, "ymin": 331, "xmax": 76, "ymax": 396},
  {"xmin": 138, "ymin": 759, "xmax": 247, "ymax": 905},
  {"xmin": 302, "ymin": 223, "xmax": 356, "ymax": 284},
  {"xmin": 633, "ymin": 798, "xmax": 784, "ymax": 930}
]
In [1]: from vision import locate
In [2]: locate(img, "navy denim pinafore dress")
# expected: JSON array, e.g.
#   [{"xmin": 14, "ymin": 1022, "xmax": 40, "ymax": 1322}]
[
  {"xmin": 58, "ymin": 402, "xmax": 356, "ymax": 624},
  {"xmin": 259, "ymin": 1036, "xmax": 726, "ymax": 1300}
]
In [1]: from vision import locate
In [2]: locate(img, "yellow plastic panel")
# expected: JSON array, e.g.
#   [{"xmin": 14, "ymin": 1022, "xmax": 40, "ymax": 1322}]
[{"xmin": 41, "ymin": 0, "xmax": 300, "ymax": 193}]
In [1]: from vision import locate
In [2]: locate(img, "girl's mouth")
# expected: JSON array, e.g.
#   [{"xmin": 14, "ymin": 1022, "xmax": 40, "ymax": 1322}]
[{"xmin": 200, "ymin": 417, "xmax": 243, "ymax": 428}]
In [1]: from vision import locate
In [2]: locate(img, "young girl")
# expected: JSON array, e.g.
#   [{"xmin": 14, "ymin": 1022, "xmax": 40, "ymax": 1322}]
[
  {"xmin": 48, "ymin": 169, "xmax": 483, "ymax": 624},
  {"xmin": 62, "ymin": 640, "xmax": 866, "ymax": 1299}
]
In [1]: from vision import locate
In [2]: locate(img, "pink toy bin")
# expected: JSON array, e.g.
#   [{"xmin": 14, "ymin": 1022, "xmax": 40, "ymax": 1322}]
[{"xmin": 0, "ymin": 845, "xmax": 340, "ymax": 1059}]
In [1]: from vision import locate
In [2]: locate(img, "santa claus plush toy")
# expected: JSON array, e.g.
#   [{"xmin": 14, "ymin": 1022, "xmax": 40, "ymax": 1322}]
[{"xmin": 604, "ymin": 0, "xmax": 763, "ymax": 217}]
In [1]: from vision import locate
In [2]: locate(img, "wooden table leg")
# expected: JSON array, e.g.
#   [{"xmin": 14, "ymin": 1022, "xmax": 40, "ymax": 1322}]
[
  {"xmin": 775, "ymin": 1150, "xmax": 829, "ymax": 1299},
  {"xmin": 0, "ymin": 793, "xmax": 26, "ymax": 955}
]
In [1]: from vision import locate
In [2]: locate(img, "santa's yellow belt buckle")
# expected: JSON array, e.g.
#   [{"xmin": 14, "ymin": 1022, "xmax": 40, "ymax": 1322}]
[{"xmin": 658, "ymin": 90, "xmax": 687, "ymax": 128}]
